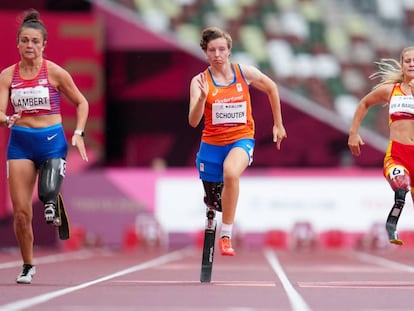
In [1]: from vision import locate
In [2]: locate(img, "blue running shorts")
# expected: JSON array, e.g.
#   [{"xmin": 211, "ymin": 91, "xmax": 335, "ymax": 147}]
[
  {"xmin": 196, "ymin": 138, "xmax": 255, "ymax": 182},
  {"xmin": 7, "ymin": 124, "xmax": 68, "ymax": 167}
]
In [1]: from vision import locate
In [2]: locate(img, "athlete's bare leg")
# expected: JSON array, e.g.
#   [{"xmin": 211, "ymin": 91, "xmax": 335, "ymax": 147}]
[
  {"xmin": 8, "ymin": 159, "xmax": 37, "ymax": 265},
  {"xmin": 221, "ymin": 147, "xmax": 249, "ymax": 226}
]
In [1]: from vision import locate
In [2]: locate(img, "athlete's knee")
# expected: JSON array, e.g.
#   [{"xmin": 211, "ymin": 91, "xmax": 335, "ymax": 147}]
[
  {"xmin": 38, "ymin": 158, "xmax": 66, "ymax": 204},
  {"xmin": 390, "ymin": 175, "xmax": 410, "ymax": 192},
  {"xmin": 223, "ymin": 162, "xmax": 245, "ymax": 181},
  {"xmin": 13, "ymin": 206, "xmax": 32, "ymax": 229},
  {"xmin": 202, "ymin": 181, "xmax": 223, "ymax": 212}
]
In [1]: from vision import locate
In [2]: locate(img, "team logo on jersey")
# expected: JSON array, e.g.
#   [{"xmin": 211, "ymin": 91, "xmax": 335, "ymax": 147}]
[
  {"xmin": 38, "ymin": 79, "xmax": 47, "ymax": 85},
  {"xmin": 11, "ymin": 82, "xmax": 23, "ymax": 88},
  {"xmin": 236, "ymin": 83, "xmax": 242, "ymax": 92},
  {"xmin": 212, "ymin": 89, "xmax": 218, "ymax": 96}
]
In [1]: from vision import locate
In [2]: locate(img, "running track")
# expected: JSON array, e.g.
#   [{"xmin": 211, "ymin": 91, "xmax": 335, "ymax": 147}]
[{"xmin": 0, "ymin": 245, "xmax": 414, "ymax": 311}]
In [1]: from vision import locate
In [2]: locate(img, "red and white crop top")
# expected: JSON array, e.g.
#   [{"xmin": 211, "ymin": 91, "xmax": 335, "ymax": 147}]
[
  {"xmin": 389, "ymin": 83, "xmax": 414, "ymax": 124},
  {"xmin": 10, "ymin": 59, "xmax": 61, "ymax": 116}
]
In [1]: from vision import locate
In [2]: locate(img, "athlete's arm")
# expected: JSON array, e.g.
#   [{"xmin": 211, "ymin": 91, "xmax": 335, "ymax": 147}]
[
  {"xmin": 48, "ymin": 62, "xmax": 89, "ymax": 131},
  {"xmin": 189, "ymin": 72, "xmax": 208, "ymax": 128},
  {"xmin": 348, "ymin": 84, "xmax": 392, "ymax": 156},
  {"xmin": 0, "ymin": 66, "xmax": 20, "ymax": 127},
  {"xmin": 48, "ymin": 61, "xmax": 89, "ymax": 161},
  {"xmin": 241, "ymin": 64, "xmax": 287, "ymax": 150}
]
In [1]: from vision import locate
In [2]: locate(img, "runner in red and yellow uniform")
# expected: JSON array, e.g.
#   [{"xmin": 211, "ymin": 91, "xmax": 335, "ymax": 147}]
[{"xmin": 349, "ymin": 47, "xmax": 414, "ymax": 245}]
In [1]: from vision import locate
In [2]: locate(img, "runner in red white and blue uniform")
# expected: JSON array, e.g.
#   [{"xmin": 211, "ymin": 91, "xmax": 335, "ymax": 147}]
[{"xmin": 0, "ymin": 9, "xmax": 89, "ymax": 284}]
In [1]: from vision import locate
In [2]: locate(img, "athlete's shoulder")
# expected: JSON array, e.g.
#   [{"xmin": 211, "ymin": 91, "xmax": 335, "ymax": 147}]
[
  {"xmin": 46, "ymin": 60, "xmax": 73, "ymax": 83},
  {"xmin": 377, "ymin": 83, "xmax": 397, "ymax": 96},
  {"xmin": 237, "ymin": 63, "xmax": 262, "ymax": 85},
  {"xmin": 0, "ymin": 64, "xmax": 15, "ymax": 87},
  {"xmin": 237, "ymin": 63, "xmax": 258, "ymax": 73},
  {"xmin": 0, "ymin": 63, "xmax": 16, "ymax": 76},
  {"xmin": 365, "ymin": 83, "xmax": 396, "ymax": 104},
  {"xmin": 45, "ymin": 60, "xmax": 65, "ymax": 73}
]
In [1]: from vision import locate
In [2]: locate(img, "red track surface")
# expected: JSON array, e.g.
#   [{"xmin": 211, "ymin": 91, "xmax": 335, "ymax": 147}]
[{"xmin": 1, "ymin": 245, "xmax": 414, "ymax": 310}]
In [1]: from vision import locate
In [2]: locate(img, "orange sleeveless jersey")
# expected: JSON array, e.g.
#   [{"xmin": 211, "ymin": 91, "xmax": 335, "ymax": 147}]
[{"xmin": 201, "ymin": 63, "xmax": 254, "ymax": 145}]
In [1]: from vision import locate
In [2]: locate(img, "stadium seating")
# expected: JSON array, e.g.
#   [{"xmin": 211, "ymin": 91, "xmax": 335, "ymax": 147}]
[{"xmin": 115, "ymin": 0, "xmax": 414, "ymax": 135}]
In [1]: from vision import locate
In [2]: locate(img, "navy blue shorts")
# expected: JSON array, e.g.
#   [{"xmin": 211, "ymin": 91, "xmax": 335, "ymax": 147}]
[
  {"xmin": 7, "ymin": 124, "xmax": 68, "ymax": 167},
  {"xmin": 196, "ymin": 138, "xmax": 255, "ymax": 182}
]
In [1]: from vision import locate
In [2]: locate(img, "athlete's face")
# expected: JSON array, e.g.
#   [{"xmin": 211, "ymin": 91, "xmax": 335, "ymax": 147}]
[
  {"xmin": 17, "ymin": 28, "xmax": 45, "ymax": 60},
  {"xmin": 205, "ymin": 37, "xmax": 231, "ymax": 66},
  {"xmin": 401, "ymin": 49, "xmax": 414, "ymax": 79}
]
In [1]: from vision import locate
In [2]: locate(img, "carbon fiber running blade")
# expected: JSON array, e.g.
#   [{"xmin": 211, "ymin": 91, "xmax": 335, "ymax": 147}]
[
  {"xmin": 200, "ymin": 226, "xmax": 216, "ymax": 283},
  {"xmin": 57, "ymin": 193, "xmax": 71, "ymax": 240}
]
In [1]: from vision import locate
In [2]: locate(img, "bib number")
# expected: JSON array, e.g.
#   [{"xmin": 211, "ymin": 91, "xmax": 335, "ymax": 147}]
[
  {"xmin": 212, "ymin": 101, "xmax": 247, "ymax": 125},
  {"xmin": 389, "ymin": 165, "xmax": 405, "ymax": 179}
]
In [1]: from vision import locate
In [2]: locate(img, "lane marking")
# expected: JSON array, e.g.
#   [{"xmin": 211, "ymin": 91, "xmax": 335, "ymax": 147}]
[
  {"xmin": 156, "ymin": 264, "xmax": 269, "ymax": 271},
  {"xmin": 294, "ymin": 251, "xmax": 414, "ymax": 289},
  {"xmin": 352, "ymin": 251, "xmax": 414, "ymax": 273},
  {"xmin": 0, "ymin": 248, "xmax": 191, "ymax": 311},
  {"xmin": 0, "ymin": 250, "xmax": 95, "ymax": 269},
  {"xmin": 264, "ymin": 249, "xmax": 312, "ymax": 311},
  {"xmin": 113, "ymin": 280, "xmax": 276, "ymax": 287},
  {"xmin": 287, "ymin": 265, "xmax": 390, "ymax": 273},
  {"xmin": 298, "ymin": 281, "xmax": 414, "ymax": 289},
  {"xmin": 218, "ymin": 282, "xmax": 276, "ymax": 287}
]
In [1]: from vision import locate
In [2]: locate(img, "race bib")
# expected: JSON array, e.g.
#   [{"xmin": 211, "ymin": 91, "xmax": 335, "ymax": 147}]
[
  {"xmin": 212, "ymin": 101, "xmax": 247, "ymax": 125},
  {"xmin": 11, "ymin": 86, "xmax": 51, "ymax": 112},
  {"xmin": 388, "ymin": 165, "xmax": 405, "ymax": 179},
  {"xmin": 389, "ymin": 95, "xmax": 414, "ymax": 115}
]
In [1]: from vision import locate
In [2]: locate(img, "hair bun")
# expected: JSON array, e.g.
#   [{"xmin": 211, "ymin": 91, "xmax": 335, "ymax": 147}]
[{"xmin": 23, "ymin": 9, "xmax": 40, "ymax": 24}]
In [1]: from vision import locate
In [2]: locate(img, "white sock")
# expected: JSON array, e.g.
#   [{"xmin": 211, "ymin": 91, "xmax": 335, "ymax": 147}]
[{"xmin": 220, "ymin": 223, "xmax": 233, "ymax": 239}]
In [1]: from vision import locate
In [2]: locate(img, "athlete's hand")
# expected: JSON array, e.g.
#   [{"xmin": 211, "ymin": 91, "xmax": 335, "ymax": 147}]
[
  {"xmin": 5, "ymin": 112, "xmax": 21, "ymax": 128},
  {"xmin": 196, "ymin": 72, "xmax": 209, "ymax": 101},
  {"xmin": 273, "ymin": 124, "xmax": 287, "ymax": 150},
  {"xmin": 71, "ymin": 135, "xmax": 88, "ymax": 162},
  {"xmin": 348, "ymin": 133, "xmax": 364, "ymax": 156}
]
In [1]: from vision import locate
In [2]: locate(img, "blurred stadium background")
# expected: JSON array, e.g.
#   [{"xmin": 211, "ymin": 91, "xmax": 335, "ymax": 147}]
[{"xmin": 1, "ymin": 0, "xmax": 412, "ymax": 251}]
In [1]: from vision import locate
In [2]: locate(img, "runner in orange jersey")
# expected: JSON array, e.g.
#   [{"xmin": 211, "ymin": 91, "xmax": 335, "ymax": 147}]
[{"xmin": 189, "ymin": 27, "xmax": 287, "ymax": 256}]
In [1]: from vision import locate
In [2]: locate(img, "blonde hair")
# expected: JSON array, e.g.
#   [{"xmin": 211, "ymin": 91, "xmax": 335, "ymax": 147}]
[{"xmin": 370, "ymin": 47, "xmax": 414, "ymax": 89}]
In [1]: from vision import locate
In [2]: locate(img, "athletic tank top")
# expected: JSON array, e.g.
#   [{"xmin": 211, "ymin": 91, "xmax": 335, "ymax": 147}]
[
  {"xmin": 10, "ymin": 59, "xmax": 61, "ymax": 117},
  {"xmin": 202, "ymin": 63, "xmax": 254, "ymax": 145},
  {"xmin": 389, "ymin": 83, "xmax": 414, "ymax": 124}
]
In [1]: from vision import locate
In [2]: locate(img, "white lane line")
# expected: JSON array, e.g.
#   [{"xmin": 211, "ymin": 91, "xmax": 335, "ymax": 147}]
[
  {"xmin": 113, "ymin": 280, "xmax": 276, "ymax": 287},
  {"xmin": 0, "ymin": 250, "xmax": 95, "ymax": 269},
  {"xmin": 0, "ymin": 248, "xmax": 191, "ymax": 311},
  {"xmin": 352, "ymin": 251, "xmax": 414, "ymax": 273},
  {"xmin": 298, "ymin": 280, "xmax": 414, "ymax": 289},
  {"xmin": 264, "ymin": 249, "xmax": 312, "ymax": 311}
]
